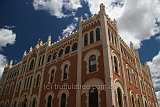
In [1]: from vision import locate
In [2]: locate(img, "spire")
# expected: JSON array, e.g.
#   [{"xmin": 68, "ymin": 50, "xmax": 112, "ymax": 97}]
[
  {"xmin": 40, "ymin": 40, "xmax": 43, "ymax": 46},
  {"xmin": 9, "ymin": 60, "xmax": 13, "ymax": 67},
  {"xmin": 130, "ymin": 41, "xmax": 134, "ymax": 50},
  {"xmin": 79, "ymin": 15, "xmax": 83, "ymax": 28},
  {"xmin": 99, "ymin": 3, "xmax": 106, "ymax": 15},
  {"xmin": 29, "ymin": 47, "xmax": 33, "ymax": 52},
  {"xmin": 47, "ymin": 35, "xmax": 51, "ymax": 46},
  {"xmin": 23, "ymin": 50, "xmax": 27, "ymax": 56}
]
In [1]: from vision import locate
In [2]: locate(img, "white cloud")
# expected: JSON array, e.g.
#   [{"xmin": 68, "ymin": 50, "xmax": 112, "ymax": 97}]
[
  {"xmin": 156, "ymin": 36, "xmax": 160, "ymax": 40},
  {"xmin": 84, "ymin": 0, "xmax": 160, "ymax": 49},
  {"xmin": 0, "ymin": 27, "xmax": 16, "ymax": 78},
  {"xmin": 0, "ymin": 54, "xmax": 7, "ymax": 78},
  {"xmin": 33, "ymin": 0, "xmax": 82, "ymax": 18},
  {"xmin": 0, "ymin": 28, "xmax": 16, "ymax": 49},
  {"xmin": 62, "ymin": 17, "xmax": 78, "ymax": 37},
  {"xmin": 33, "ymin": 0, "xmax": 160, "ymax": 49},
  {"xmin": 147, "ymin": 51, "xmax": 160, "ymax": 105}
]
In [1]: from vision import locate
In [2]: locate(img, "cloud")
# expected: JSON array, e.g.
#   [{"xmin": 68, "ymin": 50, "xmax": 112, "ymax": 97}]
[
  {"xmin": 0, "ymin": 28, "xmax": 16, "ymax": 49},
  {"xmin": 147, "ymin": 51, "xmax": 160, "ymax": 105},
  {"xmin": 33, "ymin": 0, "xmax": 82, "ymax": 18},
  {"xmin": 0, "ymin": 27, "xmax": 16, "ymax": 78},
  {"xmin": 84, "ymin": 0, "xmax": 160, "ymax": 49},
  {"xmin": 0, "ymin": 54, "xmax": 7, "ymax": 78},
  {"xmin": 62, "ymin": 17, "xmax": 78, "ymax": 37},
  {"xmin": 156, "ymin": 91, "xmax": 160, "ymax": 105},
  {"xmin": 156, "ymin": 36, "xmax": 160, "ymax": 40}
]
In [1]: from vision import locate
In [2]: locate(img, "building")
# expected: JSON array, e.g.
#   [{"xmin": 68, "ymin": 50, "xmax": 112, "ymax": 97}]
[{"xmin": 0, "ymin": 3, "xmax": 158, "ymax": 107}]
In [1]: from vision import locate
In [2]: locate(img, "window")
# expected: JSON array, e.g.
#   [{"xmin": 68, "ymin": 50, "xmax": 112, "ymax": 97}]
[
  {"xmin": 61, "ymin": 93, "xmax": 66, "ymax": 107},
  {"xmin": 114, "ymin": 56, "xmax": 119, "ymax": 74},
  {"xmin": 137, "ymin": 98, "xmax": 141, "ymax": 107},
  {"xmin": 47, "ymin": 55, "xmax": 52, "ymax": 62},
  {"xmin": 89, "ymin": 87, "xmax": 98, "ymax": 107},
  {"xmin": 72, "ymin": 43, "xmax": 77, "ymax": 51},
  {"xmin": 59, "ymin": 49, "xmax": 64, "ymax": 57},
  {"xmin": 10, "ymin": 83, "xmax": 14, "ymax": 93},
  {"xmin": 53, "ymin": 52, "xmax": 57, "ymax": 60},
  {"xmin": 29, "ymin": 77, "xmax": 32, "ymax": 88},
  {"xmin": 14, "ymin": 101, "xmax": 17, "ymax": 107},
  {"xmin": 127, "ymin": 69, "xmax": 131, "ymax": 83},
  {"xmin": 41, "ymin": 55, "xmax": 45, "ymax": 65},
  {"xmin": 117, "ymin": 88, "xmax": 123, "ymax": 107},
  {"xmin": 38, "ymin": 56, "xmax": 41, "ymax": 66},
  {"xmin": 65, "ymin": 46, "xmax": 70, "ymax": 54},
  {"xmin": 18, "ymin": 81, "xmax": 21, "ymax": 91},
  {"xmin": 5, "ymin": 102, "xmax": 9, "ymax": 107},
  {"xmin": 131, "ymin": 95, "xmax": 135, "ymax": 107},
  {"xmin": 96, "ymin": 28, "xmax": 100, "ymax": 41},
  {"xmin": 36, "ymin": 74, "xmax": 40, "ymax": 87},
  {"xmin": 50, "ymin": 69, "xmax": 54, "ymax": 83},
  {"xmin": 84, "ymin": 34, "xmax": 88, "ymax": 46},
  {"xmin": 47, "ymin": 95, "xmax": 52, "ymax": 107},
  {"xmin": 63, "ymin": 65, "xmax": 68, "ymax": 80},
  {"xmin": 134, "ymin": 73, "xmax": 137, "ymax": 86},
  {"xmin": 32, "ymin": 98, "xmax": 36, "ymax": 107},
  {"xmin": 108, "ymin": 29, "xmax": 111, "ymax": 41},
  {"xmin": 90, "ymin": 31, "xmax": 94, "ymax": 44},
  {"xmin": 89, "ymin": 55, "xmax": 96, "ymax": 72},
  {"xmin": 29, "ymin": 59, "xmax": 35, "ymax": 70}
]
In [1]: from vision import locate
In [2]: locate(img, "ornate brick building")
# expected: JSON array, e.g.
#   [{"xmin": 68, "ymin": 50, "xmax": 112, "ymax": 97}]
[{"xmin": 0, "ymin": 4, "xmax": 158, "ymax": 107}]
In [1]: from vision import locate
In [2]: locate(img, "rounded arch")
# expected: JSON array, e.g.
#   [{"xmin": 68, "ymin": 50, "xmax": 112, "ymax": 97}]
[
  {"xmin": 45, "ymin": 91, "xmax": 54, "ymax": 107},
  {"xmin": 58, "ymin": 48, "xmax": 64, "ymax": 57},
  {"xmin": 60, "ymin": 60, "xmax": 71, "ymax": 81},
  {"xmin": 48, "ymin": 65, "xmax": 57, "ymax": 83},
  {"xmin": 10, "ymin": 81, "xmax": 14, "ymax": 93},
  {"xmin": 5, "ymin": 100, "xmax": 9, "ymax": 107},
  {"xmin": 29, "ymin": 57, "xmax": 35, "ymax": 70},
  {"xmin": 84, "ymin": 49, "xmax": 101, "ymax": 74},
  {"xmin": 57, "ymin": 89, "xmax": 69, "ymax": 107},
  {"xmin": 71, "ymin": 42, "xmax": 78, "ymax": 51},
  {"xmin": 64, "ymin": 45, "xmax": 71, "ymax": 54},
  {"xmin": 35, "ymin": 71, "xmax": 41, "ymax": 87}
]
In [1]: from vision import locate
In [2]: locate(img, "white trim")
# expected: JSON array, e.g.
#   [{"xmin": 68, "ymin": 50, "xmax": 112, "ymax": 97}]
[
  {"xmin": 45, "ymin": 91, "xmax": 54, "ymax": 107},
  {"xmin": 57, "ymin": 89, "xmax": 69, "ymax": 107},
  {"xmin": 48, "ymin": 65, "xmax": 57, "ymax": 84},
  {"xmin": 84, "ymin": 49, "xmax": 101, "ymax": 74},
  {"xmin": 60, "ymin": 60, "xmax": 71, "ymax": 81}
]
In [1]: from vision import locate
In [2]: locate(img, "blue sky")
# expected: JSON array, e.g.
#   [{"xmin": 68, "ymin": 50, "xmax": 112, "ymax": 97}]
[{"xmin": 0, "ymin": 0, "xmax": 160, "ymax": 104}]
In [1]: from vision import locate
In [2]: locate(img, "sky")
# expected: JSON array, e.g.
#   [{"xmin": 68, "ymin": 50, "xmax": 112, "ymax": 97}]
[{"xmin": 0, "ymin": 0, "xmax": 160, "ymax": 104}]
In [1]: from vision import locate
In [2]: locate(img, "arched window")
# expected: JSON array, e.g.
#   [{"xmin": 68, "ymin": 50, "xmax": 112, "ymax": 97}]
[
  {"xmin": 18, "ymin": 81, "xmax": 21, "ymax": 91},
  {"xmin": 96, "ymin": 28, "xmax": 100, "ymax": 41},
  {"xmin": 59, "ymin": 49, "xmax": 64, "ymax": 57},
  {"xmin": 63, "ymin": 65, "xmax": 68, "ymax": 80},
  {"xmin": 127, "ymin": 69, "xmax": 131, "ymax": 83},
  {"xmin": 38, "ymin": 56, "xmax": 41, "ymax": 66},
  {"xmin": 61, "ymin": 93, "xmax": 66, "ymax": 107},
  {"xmin": 29, "ymin": 59, "xmax": 35, "ymax": 70},
  {"xmin": 131, "ymin": 95, "xmax": 135, "ymax": 107},
  {"xmin": 72, "ymin": 43, "xmax": 77, "ymax": 51},
  {"xmin": 47, "ymin": 55, "xmax": 52, "ymax": 62},
  {"xmin": 23, "ymin": 98, "xmax": 27, "ymax": 107},
  {"xmin": 89, "ymin": 55, "xmax": 96, "ymax": 72},
  {"xmin": 14, "ymin": 100, "xmax": 17, "ymax": 107},
  {"xmin": 47, "ymin": 95, "xmax": 52, "ymax": 107},
  {"xmin": 114, "ymin": 56, "xmax": 119, "ymax": 74},
  {"xmin": 137, "ymin": 98, "xmax": 141, "ymax": 107},
  {"xmin": 117, "ymin": 88, "xmax": 123, "ymax": 107},
  {"xmin": 50, "ymin": 69, "xmax": 54, "ymax": 83},
  {"xmin": 36, "ymin": 74, "xmax": 40, "ymax": 87},
  {"xmin": 65, "ymin": 46, "xmax": 70, "ymax": 54},
  {"xmin": 145, "ymin": 101, "xmax": 147, "ymax": 107},
  {"xmin": 10, "ymin": 83, "xmax": 14, "ymax": 93},
  {"xmin": 90, "ymin": 31, "xmax": 94, "ymax": 44},
  {"xmin": 32, "ymin": 98, "xmax": 36, "ymax": 107},
  {"xmin": 89, "ymin": 87, "xmax": 98, "ymax": 107},
  {"xmin": 84, "ymin": 34, "xmax": 88, "ymax": 46},
  {"xmin": 5, "ymin": 102, "xmax": 9, "ymax": 107},
  {"xmin": 53, "ymin": 52, "xmax": 57, "ymax": 60}
]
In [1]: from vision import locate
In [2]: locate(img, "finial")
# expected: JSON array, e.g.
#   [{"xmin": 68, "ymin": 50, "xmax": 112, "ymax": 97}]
[
  {"xmin": 35, "ymin": 44, "xmax": 39, "ymax": 49},
  {"xmin": 29, "ymin": 47, "xmax": 33, "ymax": 52},
  {"xmin": 5, "ymin": 63, "xmax": 8, "ymax": 68},
  {"xmin": 48, "ymin": 35, "xmax": 51, "ymax": 46},
  {"xmin": 23, "ymin": 50, "xmax": 27, "ymax": 56},
  {"xmin": 79, "ymin": 15, "xmax": 83, "ymax": 22},
  {"xmin": 99, "ymin": 3, "xmax": 106, "ymax": 15},
  {"xmin": 130, "ymin": 41, "xmax": 134, "ymax": 51},
  {"xmin": 40, "ymin": 40, "xmax": 43, "ymax": 46},
  {"xmin": 9, "ymin": 60, "xmax": 13, "ymax": 67}
]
